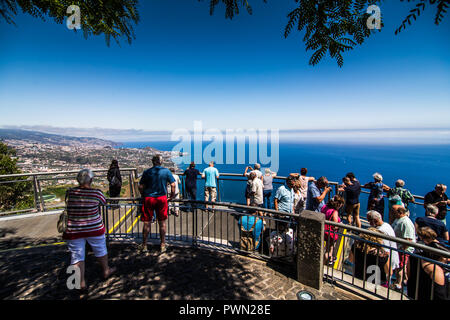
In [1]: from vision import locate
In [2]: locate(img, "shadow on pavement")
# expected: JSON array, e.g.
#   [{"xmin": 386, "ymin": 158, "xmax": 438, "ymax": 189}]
[{"xmin": 0, "ymin": 241, "xmax": 273, "ymax": 300}]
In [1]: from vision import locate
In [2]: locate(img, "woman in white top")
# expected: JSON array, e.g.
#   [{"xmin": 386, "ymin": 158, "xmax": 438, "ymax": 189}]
[{"xmin": 298, "ymin": 168, "xmax": 315, "ymax": 209}]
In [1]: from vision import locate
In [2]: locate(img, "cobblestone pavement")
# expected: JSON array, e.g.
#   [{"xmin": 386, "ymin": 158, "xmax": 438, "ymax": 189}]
[{"xmin": 0, "ymin": 241, "xmax": 362, "ymax": 300}]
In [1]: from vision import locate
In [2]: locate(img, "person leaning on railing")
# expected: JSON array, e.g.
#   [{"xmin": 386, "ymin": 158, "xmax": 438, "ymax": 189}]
[
  {"xmin": 363, "ymin": 172, "xmax": 390, "ymax": 217},
  {"xmin": 424, "ymin": 184, "xmax": 450, "ymax": 226},
  {"xmin": 338, "ymin": 173, "xmax": 362, "ymax": 228},
  {"xmin": 388, "ymin": 179, "xmax": 415, "ymax": 210},
  {"xmin": 348, "ymin": 228, "xmax": 391, "ymax": 284},
  {"xmin": 407, "ymin": 227, "xmax": 450, "ymax": 300},
  {"xmin": 63, "ymin": 169, "xmax": 116, "ymax": 292},
  {"xmin": 390, "ymin": 206, "xmax": 416, "ymax": 291},
  {"xmin": 366, "ymin": 210, "xmax": 400, "ymax": 283},
  {"xmin": 306, "ymin": 176, "xmax": 332, "ymax": 212},
  {"xmin": 415, "ymin": 205, "xmax": 449, "ymax": 244}
]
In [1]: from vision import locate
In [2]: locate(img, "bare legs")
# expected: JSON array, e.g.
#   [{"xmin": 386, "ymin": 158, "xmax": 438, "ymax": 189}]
[
  {"xmin": 142, "ymin": 220, "xmax": 167, "ymax": 250},
  {"xmin": 72, "ymin": 254, "xmax": 115, "ymax": 290}
]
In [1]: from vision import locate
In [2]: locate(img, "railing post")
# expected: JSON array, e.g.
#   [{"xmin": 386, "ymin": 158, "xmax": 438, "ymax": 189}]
[
  {"xmin": 32, "ymin": 175, "xmax": 40, "ymax": 212},
  {"xmin": 36, "ymin": 178, "xmax": 45, "ymax": 212},
  {"xmin": 296, "ymin": 210, "xmax": 325, "ymax": 291}
]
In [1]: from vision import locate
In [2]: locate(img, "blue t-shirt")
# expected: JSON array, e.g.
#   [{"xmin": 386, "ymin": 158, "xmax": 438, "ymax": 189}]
[
  {"xmin": 306, "ymin": 182, "xmax": 324, "ymax": 212},
  {"xmin": 275, "ymin": 185, "xmax": 294, "ymax": 213},
  {"xmin": 202, "ymin": 167, "xmax": 219, "ymax": 188},
  {"xmin": 415, "ymin": 216, "xmax": 448, "ymax": 243},
  {"xmin": 238, "ymin": 215, "xmax": 264, "ymax": 249},
  {"xmin": 139, "ymin": 166, "xmax": 175, "ymax": 197}
]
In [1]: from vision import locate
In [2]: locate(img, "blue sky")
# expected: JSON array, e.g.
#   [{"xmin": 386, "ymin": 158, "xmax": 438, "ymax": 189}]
[{"xmin": 0, "ymin": 0, "xmax": 449, "ymax": 133}]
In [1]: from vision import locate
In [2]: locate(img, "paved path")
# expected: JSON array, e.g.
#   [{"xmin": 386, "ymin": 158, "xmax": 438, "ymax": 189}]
[{"xmin": 0, "ymin": 242, "xmax": 362, "ymax": 300}]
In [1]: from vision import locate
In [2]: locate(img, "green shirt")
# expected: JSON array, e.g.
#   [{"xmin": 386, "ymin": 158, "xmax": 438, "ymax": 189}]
[
  {"xmin": 388, "ymin": 187, "xmax": 414, "ymax": 208},
  {"xmin": 392, "ymin": 216, "xmax": 416, "ymax": 253}
]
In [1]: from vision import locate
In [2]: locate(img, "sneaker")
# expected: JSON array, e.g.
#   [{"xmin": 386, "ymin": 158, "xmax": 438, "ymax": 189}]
[
  {"xmin": 138, "ymin": 243, "xmax": 148, "ymax": 253},
  {"xmin": 160, "ymin": 244, "xmax": 167, "ymax": 253}
]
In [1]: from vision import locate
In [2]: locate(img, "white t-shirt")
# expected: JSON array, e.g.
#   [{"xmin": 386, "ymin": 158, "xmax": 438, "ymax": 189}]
[
  {"xmin": 170, "ymin": 173, "xmax": 181, "ymax": 195},
  {"xmin": 246, "ymin": 169, "xmax": 263, "ymax": 179},
  {"xmin": 251, "ymin": 178, "xmax": 264, "ymax": 205},
  {"xmin": 378, "ymin": 222, "xmax": 400, "ymax": 270}
]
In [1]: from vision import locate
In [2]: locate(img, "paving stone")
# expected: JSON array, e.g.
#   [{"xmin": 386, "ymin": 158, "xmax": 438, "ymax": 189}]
[{"xmin": 0, "ymin": 242, "xmax": 363, "ymax": 300}]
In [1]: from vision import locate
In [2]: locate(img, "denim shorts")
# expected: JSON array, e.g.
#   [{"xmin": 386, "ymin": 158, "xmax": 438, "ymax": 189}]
[{"xmin": 67, "ymin": 234, "xmax": 108, "ymax": 264}]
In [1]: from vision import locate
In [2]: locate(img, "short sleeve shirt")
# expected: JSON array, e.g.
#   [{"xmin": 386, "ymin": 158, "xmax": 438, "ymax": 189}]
[
  {"xmin": 344, "ymin": 180, "xmax": 361, "ymax": 205},
  {"xmin": 415, "ymin": 216, "xmax": 448, "ymax": 242},
  {"xmin": 251, "ymin": 178, "xmax": 264, "ymax": 205},
  {"xmin": 306, "ymin": 182, "xmax": 324, "ymax": 212},
  {"xmin": 275, "ymin": 185, "xmax": 294, "ymax": 213},
  {"xmin": 424, "ymin": 191, "xmax": 449, "ymax": 220},
  {"xmin": 140, "ymin": 166, "xmax": 175, "ymax": 198},
  {"xmin": 388, "ymin": 187, "xmax": 414, "ymax": 207},
  {"xmin": 202, "ymin": 167, "xmax": 219, "ymax": 188},
  {"xmin": 392, "ymin": 216, "xmax": 416, "ymax": 253},
  {"xmin": 184, "ymin": 168, "xmax": 200, "ymax": 189}
]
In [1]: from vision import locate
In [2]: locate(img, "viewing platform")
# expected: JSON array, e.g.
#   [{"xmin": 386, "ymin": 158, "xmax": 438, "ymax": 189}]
[{"xmin": 1, "ymin": 169, "xmax": 449, "ymax": 301}]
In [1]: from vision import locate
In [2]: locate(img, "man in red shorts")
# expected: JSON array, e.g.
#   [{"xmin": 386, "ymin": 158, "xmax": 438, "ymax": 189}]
[{"xmin": 138, "ymin": 155, "xmax": 176, "ymax": 253}]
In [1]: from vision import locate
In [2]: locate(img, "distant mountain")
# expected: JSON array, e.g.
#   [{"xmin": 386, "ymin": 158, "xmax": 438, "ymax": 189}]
[{"xmin": 0, "ymin": 129, "xmax": 122, "ymax": 147}]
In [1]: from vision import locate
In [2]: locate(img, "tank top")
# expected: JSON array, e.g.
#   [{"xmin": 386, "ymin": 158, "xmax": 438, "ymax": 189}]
[
  {"xmin": 299, "ymin": 176, "xmax": 309, "ymax": 198},
  {"xmin": 263, "ymin": 174, "xmax": 273, "ymax": 190}
]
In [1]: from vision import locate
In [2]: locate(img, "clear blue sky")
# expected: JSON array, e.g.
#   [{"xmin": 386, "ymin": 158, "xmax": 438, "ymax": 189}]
[{"xmin": 0, "ymin": 0, "xmax": 449, "ymax": 132}]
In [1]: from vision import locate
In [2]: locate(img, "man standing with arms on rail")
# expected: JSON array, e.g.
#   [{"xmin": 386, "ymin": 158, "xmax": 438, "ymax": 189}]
[
  {"xmin": 202, "ymin": 161, "xmax": 220, "ymax": 210},
  {"xmin": 424, "ymin": 184, "xmax": 450, "ymax": 226},
  {"xmin": 138, "ymin": 155, "xmax": 176, "ymax": 254},
  {"xmin": 306, "ymin": 176, "xmax": 332, "ymax": 213}
]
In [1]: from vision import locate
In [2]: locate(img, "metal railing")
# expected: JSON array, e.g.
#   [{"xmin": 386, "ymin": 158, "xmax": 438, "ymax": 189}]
[
  {"xmin": 323, "ymin": 221, "xmax": 450, "ymax": 300},
  {"xmin": 0, "ymin": 168, "xmax": 139, "ymax": 215},
  {"xmin": 100, "ymin": 197, "xmax": 449, "ymax": 300},
  {"xmin": 102, "ymin": 198, "xmax": 299, "ymax": 263}
]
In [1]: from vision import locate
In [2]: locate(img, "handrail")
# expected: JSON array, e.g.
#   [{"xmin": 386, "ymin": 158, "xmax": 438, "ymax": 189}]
[
  {"xmin": 105, "ymin": 197, "xmax": 450, "ymax": 259},
  {"xmin": 326, "ymin": 220, "xmax": 450, "ymax": 259},
  {"xmin": 175, "ymin": 171, "xmax": 430, "ymax": 202},
  {"xmin": 0, "ymin": 167, "xmax": 138, "ymax": 179}
]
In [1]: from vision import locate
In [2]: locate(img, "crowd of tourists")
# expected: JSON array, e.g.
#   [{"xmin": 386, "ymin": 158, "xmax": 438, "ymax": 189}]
[{"xmin": 61, "ymin": 157, "xmax": 449, "ymax": 299}]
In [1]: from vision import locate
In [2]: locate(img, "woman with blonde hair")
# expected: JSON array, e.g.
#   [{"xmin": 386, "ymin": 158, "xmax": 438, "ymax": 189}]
[{"xmin": 348, "ymin": 227, "xmax": 391, "ymax": 283}]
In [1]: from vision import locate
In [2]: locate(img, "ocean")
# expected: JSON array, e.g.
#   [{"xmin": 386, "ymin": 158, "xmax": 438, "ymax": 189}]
[{"xmin": 119, "ymin": 141, "xmax": 450, "ymax": 225}]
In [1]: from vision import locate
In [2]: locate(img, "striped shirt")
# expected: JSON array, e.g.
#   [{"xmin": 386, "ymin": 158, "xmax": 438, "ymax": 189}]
[{"xmin": 62, "ymin": 187, "xmax": 106, "ymax": 240}]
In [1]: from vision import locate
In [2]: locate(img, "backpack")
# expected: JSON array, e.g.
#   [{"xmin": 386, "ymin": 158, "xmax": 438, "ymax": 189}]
[
  {"xmin": 110, "ymin": 175, "xmax": 121, "ymax": 187},
  {"xmin": 240, "ymin": 218, "xmax": 259, "ymax": 251}
]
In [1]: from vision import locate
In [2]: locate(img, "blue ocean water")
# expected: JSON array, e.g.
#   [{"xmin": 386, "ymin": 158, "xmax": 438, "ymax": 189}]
[{"xmin": 121, "ymin": 141, "xmax": 450, "ymax": 224}]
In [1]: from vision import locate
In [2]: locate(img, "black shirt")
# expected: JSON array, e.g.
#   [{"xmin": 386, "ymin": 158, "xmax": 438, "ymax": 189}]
[
  {"xmin": 424, "ymin": 191, "xmax": 449, "ymax": 220},
  {"xmin": 407, "ymin": 249, "xmax": 449, "ymax": 300},
  {"xmin": 344, "ymin": 180, "xmax": 361, "ymax": 205},
  {"xmin": 351, "ymin": 243, "xmax": 388, "ymax": 283},
  {"xmin": 184, "ymin": 168, "xmax": 200, "ymax": 189}
]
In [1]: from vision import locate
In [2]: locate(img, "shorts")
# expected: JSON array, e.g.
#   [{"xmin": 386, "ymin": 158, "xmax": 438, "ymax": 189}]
[
  {"xmin": 67, "ymin": 235, "xmax": 107, "ymax": 265},
  {"xmin": 204, "ymin": 187, "xmax": 217, "ymax": 202},
  {"xmin": 141, "ymin": 195, "xmax": 168, "ymax": 222},
  {"xmin": 345, "ymin": 203, "xmax": 360, "ymax": 217},
  {"xmin": 398, "ymin": 252, "xmax": 410, "ymax": 270}
]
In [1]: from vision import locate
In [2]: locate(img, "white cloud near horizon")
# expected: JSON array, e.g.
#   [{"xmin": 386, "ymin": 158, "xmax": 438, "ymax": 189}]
[{"xmin": 2, "ymin": 125, "xmax": 450, "ymax": 145}]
